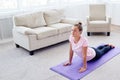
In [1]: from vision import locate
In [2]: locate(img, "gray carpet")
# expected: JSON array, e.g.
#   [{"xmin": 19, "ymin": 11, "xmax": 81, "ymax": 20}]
[{"xmin": 0, "ymin": 26, "xmax": 120, "ymax": 80}]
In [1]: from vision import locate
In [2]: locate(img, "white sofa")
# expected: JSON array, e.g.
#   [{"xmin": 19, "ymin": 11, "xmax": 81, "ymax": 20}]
[{"xmin": 13, "ymin": 9, "xmax": 80, "ymax": 55}]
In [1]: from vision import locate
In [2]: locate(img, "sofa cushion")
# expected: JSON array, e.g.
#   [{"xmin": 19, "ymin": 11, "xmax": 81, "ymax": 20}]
[
  {"xmin": 14, "ymin": 11, "xmax": 46, "ymax": 28},
  {"xmin": 44, "ymin": 9, "xmax": 64, "ymax": 25},
  {"xmin": 48, "ymin": 23, "xmax": 73, "ymax": 33},
  {"xmin": 14, "ymin": 26, "xmax": 36, "ymax": 35},
  {"xmin": 60, "ymin": 18, "xmax": 80, "ymax": 25},
  {"xmin": 34, "ymin": 27, "xmax": 58, "ymax": 40}
]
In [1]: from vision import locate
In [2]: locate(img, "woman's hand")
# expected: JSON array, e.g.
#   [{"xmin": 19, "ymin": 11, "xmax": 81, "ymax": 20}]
[
  {"xmin": 79, "ymin": 67, "xmax": 87, "ymax": 73},
  {"xmin": 63, "ymin": 61, "xmax": 72, "ymax": 66}
]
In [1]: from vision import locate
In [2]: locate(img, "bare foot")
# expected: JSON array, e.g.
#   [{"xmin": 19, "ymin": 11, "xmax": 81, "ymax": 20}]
[{"xmin": 107, "ymin": 44, "xmax": 115, "ymax": 48}]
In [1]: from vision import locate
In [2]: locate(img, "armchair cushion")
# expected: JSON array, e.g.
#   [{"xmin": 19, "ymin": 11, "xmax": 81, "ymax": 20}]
[
  {"xmin": 90, "ymin": 21, "xmax": 108, "ymax": 24},
  {"xmin": 90, "ymin": 4, "xmax": 106, "ymax": 21}
]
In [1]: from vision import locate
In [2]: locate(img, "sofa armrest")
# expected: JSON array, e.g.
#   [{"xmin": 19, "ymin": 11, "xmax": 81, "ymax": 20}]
[
  {"xmin": 13, "ymin": 26, "xmax": 36, "ymax": 35},
  {"xmin": 60, "ymin": 18, "xmax": 80, "ymax": 25},
  {"xmin": 106, "ymin": 17, "xmax": 111, "ymax": 24},
  {"xmin": 87, "ymin": 16, "xmax": 90, "ymax": 25}
]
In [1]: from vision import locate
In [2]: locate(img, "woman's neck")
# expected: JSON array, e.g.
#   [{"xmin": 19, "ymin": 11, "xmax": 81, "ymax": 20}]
[{"xmin": 74, "ymin": 35, "xmax": 81, "ymax": 43}]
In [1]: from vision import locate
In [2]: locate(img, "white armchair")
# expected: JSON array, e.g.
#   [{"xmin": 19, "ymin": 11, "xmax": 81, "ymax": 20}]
[{"xmin": 87, "ymin": 4, "xmax": 111, "ymax": 36}]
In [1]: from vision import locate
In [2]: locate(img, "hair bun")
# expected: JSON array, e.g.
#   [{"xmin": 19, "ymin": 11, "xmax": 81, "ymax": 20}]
[{"xmin": 78, "ymin": 22, "xmax": 82, "ymax": 25}]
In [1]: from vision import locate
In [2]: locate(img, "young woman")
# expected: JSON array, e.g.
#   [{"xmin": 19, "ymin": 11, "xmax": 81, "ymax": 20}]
[{"xmin": 63, "ymin": 22, "xmax": 115, "ymax": 73}]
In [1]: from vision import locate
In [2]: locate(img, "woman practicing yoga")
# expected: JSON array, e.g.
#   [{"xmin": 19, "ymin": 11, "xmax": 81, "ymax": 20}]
[{"xmin": 63, "ymin": 22, "xmax": 115, "ymax": 73}]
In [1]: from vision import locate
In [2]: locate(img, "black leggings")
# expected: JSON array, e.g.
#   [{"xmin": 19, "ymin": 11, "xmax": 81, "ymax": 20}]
[{"xmin": 89, "ymin": 44, "xmax": 113, "ymax": 61}]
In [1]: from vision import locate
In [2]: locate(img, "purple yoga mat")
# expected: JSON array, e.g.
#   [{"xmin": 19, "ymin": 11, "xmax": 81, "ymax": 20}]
[{"xmin": 50, "ymin": 47, "xmax": 120, "ymax": 80}]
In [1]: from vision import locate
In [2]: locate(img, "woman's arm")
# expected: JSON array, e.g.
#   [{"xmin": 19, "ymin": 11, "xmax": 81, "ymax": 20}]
[
  {"xmin": 79, "ymin": 46, "xmax": 88, "ymax": 72},
  {"xmin": 64, "ymin": 43, "xmax": 73, "ymax": 66},
  {"xmin": 69, "ymin": 43, "xmax": 73, "ymax": 64}
]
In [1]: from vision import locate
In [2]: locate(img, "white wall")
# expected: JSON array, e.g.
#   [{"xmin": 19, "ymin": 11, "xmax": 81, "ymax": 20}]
[
  {"xmin": 63, "ymin": 4, "xmax": 89, "ymax": 25},
  {"xmin": 110, "ymin": 4, "xmax": 120, "ymax": 25},
  {"xmin": 0, "ymin": 17, "xmax": 13, "ymax": 40}
]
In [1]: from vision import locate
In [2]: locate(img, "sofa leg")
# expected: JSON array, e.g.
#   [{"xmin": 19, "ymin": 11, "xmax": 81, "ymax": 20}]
[
  {"xmin": 107, "ymin": 32, "xmax": 110, "ymax": 36},
  {"xmin": 87, "ymin": 32, "xmax": 90, "ymax": 36},
  {"xmin": 15, "ymin": 44, "xmax": 20, "ymax": 48},
  {"xmin": 29, "ymin": 51, "xmax": 34, "ymax": 55}
]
